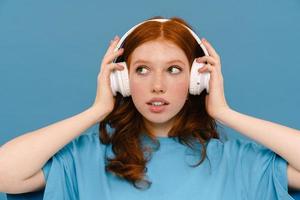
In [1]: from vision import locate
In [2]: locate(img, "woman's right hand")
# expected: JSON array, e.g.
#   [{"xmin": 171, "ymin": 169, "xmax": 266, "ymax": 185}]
[{"xmin": 91, "ymin": 35, "xmax": 125, "ymax": 119}]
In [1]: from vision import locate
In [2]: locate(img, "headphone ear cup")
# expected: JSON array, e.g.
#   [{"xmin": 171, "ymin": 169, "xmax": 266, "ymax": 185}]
[
  {"xmin": 110, "ymin": 62, "xmax": 131, "ymax": 97},
  {"xmin": 189, "ymin": 59, "xmax": 210, "ymax": 95}
]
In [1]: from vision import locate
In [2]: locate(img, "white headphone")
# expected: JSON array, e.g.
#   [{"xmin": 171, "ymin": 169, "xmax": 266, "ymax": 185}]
[{"xmin": 110, "ymin": 18, "xmax": 210, "ymax": 97}]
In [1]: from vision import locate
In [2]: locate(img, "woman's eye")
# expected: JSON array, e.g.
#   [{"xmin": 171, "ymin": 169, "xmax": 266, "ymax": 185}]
[
  {"xmin": 135, "ymin": 65, "xmax": 182, "ymax": 75},
  {"xmin": 168, "ymin": 65, "xmax": 182, "ymax": 74},
  {"xmin": 135, "ymin": 66, "xmax": 146, "ymax": 74}
]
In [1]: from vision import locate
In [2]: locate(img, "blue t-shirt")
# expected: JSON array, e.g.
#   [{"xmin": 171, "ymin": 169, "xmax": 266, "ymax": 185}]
[{"xmin": 42, "ymin": 130, "xmax": 294, "ymax": 199}]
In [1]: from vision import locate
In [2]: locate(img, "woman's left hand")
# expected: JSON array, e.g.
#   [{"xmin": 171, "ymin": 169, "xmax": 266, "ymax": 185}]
[{"xmin": 197, "ymin": 38, "xmax": 230, "ymax": 120}]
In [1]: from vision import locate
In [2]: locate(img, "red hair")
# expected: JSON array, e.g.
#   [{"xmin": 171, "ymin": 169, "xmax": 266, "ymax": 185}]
[{"xmin": 98, "ymin": 16, "xmax": 223, "ymax": 190}]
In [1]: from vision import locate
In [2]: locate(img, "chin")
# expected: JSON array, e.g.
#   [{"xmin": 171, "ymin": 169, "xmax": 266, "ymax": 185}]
[
  {"xmin": 134, "ymin": 101, "xmax": 186, "ymax": 125},
  {"xmin": 141, "ymin": 107, "xmax": 181, "ymax": 125},
  {"xmin": 143, "ymin": 114, "xmax": 174, "ymax": 124}
]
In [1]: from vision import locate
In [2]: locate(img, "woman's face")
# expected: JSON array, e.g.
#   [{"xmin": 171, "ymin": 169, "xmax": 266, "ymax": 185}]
[{"xmin": 128, "ymin": 39, "xmax": 190, "ymax": 132}]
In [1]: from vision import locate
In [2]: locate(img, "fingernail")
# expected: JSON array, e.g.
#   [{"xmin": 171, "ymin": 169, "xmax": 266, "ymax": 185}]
[
  {"xmin": 114, "ymin": 35, "xmax": 119, "ymax": 41},
  {"xmin": 202, "ymin": 38, "xmax": 206, "ymax": 42}
]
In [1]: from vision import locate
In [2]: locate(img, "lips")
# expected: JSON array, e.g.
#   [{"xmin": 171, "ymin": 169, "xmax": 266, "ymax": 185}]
[{"xmin": 146, "ymin": 97, "xmax": 170, "ymax": 105}]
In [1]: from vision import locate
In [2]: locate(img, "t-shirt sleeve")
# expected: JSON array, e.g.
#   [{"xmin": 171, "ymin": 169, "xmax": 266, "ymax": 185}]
[
  {"xmin": 224, "ymin": 139, "xmax": 294, "ymax": 200},
  {"xmin": 42, "ymin": 156, "xmax": 52, "ymax": 181},
  {"xmin": 41, "ymin": 135, "xmax": 83, "ymax": 200}
]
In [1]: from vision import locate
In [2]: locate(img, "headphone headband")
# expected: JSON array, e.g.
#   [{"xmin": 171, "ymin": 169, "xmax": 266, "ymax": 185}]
[
  {"xmin": 113, "ymin": 18, "xmax": 209, "ymax": 62},
  {"xmin": 110, "ymin": 18, "xmax": 211, "ymax": 97}
]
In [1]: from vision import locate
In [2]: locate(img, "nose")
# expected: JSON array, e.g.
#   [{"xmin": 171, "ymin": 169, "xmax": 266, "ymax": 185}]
[{"xmin": 151, "ymin": 73, "xmax": 166, "ymax": 94}]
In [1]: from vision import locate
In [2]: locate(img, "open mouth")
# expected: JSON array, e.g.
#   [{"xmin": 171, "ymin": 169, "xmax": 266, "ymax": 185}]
[
  {"xmin": 146, "ymin": 102, "xmax": 169, "ymax": 106},
  {"xmin": 146, "ymin": 102, "xmax": 169, "ymax": 113}
]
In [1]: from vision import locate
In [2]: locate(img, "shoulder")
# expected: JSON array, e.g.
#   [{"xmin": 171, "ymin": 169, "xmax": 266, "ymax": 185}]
[
  {"xmin": 56, "ymin": 129, "xmax": 103, "ymax": 158},
  {"xmin": 206, "ymin": 138, "xmax": 272, "ymax": 163},
  {"xmin": 74, "ymin": 130, "xmax": 101, "ymax": 146},
  {"xmin": 207, "ymin": 137, "xmax": 267, "ymax": 152},
  {"xmin": 42, "ymin": 129, "xmax": 105, "ymax": 182}
]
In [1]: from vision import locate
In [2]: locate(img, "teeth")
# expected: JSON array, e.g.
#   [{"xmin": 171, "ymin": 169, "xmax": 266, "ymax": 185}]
[{"xmin": 151, "ymin": 102, "xmax": 164, "ymax": 106}]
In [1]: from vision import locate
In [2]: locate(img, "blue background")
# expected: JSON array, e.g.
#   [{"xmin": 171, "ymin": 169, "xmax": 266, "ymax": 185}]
[{"xmin": 0, "ymin": 0, "xmax": 299, "ymax": 199}]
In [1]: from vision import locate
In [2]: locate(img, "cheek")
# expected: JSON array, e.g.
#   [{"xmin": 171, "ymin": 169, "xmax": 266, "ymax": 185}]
[
  {"xmin": 169, "ymin": 79, "xmax": 189, "ymax": 98},
  {"xmin": 129, "ymin": 78, "xmax": 145, "ymax": 103},
  {"xmin": 130, "ymin": 78, "xmax": 143, "ymax": 93}
]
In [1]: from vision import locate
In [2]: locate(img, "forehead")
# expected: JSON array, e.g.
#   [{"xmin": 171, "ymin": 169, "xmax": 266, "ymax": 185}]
[{"xmin": 129, "ymin": 39, "xmax": 188, "ymax": 65}]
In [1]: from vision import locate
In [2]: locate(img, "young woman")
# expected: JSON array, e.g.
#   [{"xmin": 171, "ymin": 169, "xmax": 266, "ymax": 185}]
[{"xmin": 0, "ymin": 16, "xmax": 299, "ymax": 199}]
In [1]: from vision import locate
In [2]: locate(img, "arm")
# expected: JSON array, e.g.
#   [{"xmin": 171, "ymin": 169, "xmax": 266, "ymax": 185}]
[
  {"xmin": 215, "ymin": 108, "xmax": 300, "ymax": 173},
  {"xmin": 216, "ymin": 108, "xmax": 300, "ymax": 190},
  {"xmin": 0, "ymin": 35, "xmax": 124, "ymax": 193},
  {"xmin": 288, "ymin": 164, "xmax": 300, "ymax": 190},
  {"xmin": 197, "ymin": 38, "xmax": 300, "ymax": 190},
  {"xmin": 0, "ymin": 105, "xmax": 108, "ymax": 190}
]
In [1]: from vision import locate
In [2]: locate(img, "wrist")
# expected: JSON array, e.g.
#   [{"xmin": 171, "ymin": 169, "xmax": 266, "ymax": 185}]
[
  {"xmin": 214, "ymin": 106, "xmax": 233, "ymax": 125},
  {"xmin": 88, "ymin": 105, "xmax": 111, "ymax": 124}
]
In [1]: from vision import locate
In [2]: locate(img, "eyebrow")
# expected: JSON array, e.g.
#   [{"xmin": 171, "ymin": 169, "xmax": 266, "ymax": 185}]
[{"xmin": 132, "ymin": 59, "xmax": 186, "ymax": 66}]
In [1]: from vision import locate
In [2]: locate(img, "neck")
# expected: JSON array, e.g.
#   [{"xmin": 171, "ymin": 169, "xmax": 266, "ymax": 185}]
[{"xmin": 143, "ymin": 118, "xmax": 174, "ymax": 137}]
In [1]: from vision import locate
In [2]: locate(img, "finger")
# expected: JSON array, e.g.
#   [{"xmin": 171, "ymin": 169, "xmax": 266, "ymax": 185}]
[
  {"xmin": 103, "ymin": 48, "xmax": 124, "ymax": 64},
  {"xmin": 105, "ymin": 35, "xmax": 121, "ymax": 56},
  {"xmin": 99, "ymin": 62, "xmax": 125, "ymax": 80},
  {"xmin": 196, "ymin": 56, "xmax": 217, "ymax": 66},
  {"xmin": 106, "ymin": 39, "xmax": 119, "ymax": 56},
  {"xmin": 201, "ymin": 38, "xmax": 220, "ymax": 60},
  {"xmin": 198, "ymin": 65, "xmax": 209, "ymax": 73},
  {"xmin": 197, "ymin": 55, "xmax": 222, "ymax": 74},
  {"xmin": 198, "ymin": 64, "xmax": 214, "ymax": 73}
]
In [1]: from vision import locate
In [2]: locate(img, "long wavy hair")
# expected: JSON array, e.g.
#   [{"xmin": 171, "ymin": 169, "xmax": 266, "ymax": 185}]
[{"xmin": 98, "ymin": 16, "xmax": 224, "ymax": 190}]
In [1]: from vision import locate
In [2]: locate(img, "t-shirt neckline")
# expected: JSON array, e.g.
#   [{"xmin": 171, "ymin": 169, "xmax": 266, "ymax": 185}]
[{"xmin": 156, "ymin": 136, "xmax": 179, "ymax": 143}]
